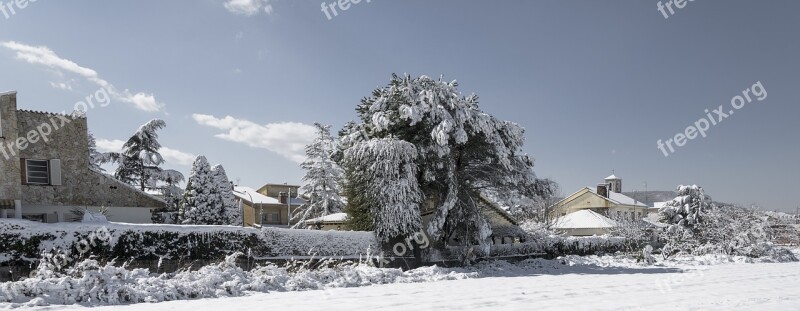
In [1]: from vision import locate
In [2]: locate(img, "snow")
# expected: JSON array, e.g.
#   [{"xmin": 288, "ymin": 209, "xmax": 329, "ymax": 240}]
[
  {"xmin": 551, "ymin": 210, "xmax": 617, "ymax": 229},
  {"xmin": 81, "ymin": 212, "xmax": 108, "ymax": 223},
  {"xmin": 607, "ymin": 191, "xmax": 648, "ymax": 207},
  {"xmin": 232, "ymin": 186, "xmax": 280, "ymax": 204},
  {"xmin": 305, "ymin": 212, "xmax": 348, "ymax": 224},
  {"xmin": 605, "ymin": 174, "xmax": 618, "ymax": 180},
  {"xmin": 0, "ymin": 219, "xmax": 378, "ymax": 266},
  {"xmin": 26, "ymin": 251, "xmax": 800, "ymax": 310}
]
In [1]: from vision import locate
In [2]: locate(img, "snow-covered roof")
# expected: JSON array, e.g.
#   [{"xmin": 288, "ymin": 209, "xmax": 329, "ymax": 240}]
[
  {"xmin": 652, "ymin": 202, "xmax": 668, "ymax": 209},
  {"xmin": 305, "ymin": 212, "xmax": 348, "ymax": 224},
  {"xmin": 582, "ymin": 187, "xmax": 647, "ymax": 207},
  {"xmin": 607, "ymin": 191, "xmax": 647, "ymax": 207},
  {"xmin": 552, "ymin": 210, "xmax": 617, "ymax": 229},
  {"xmin": 642, "ymin": 217, "xmax": 669, "ymax": 228},
  {"xmin": 605, "ymin": 174, "xmax": 619, "ymax": 180},
  {"xmin": 233, "ymin": 186, "xmax": 280, "ymax": 205}
]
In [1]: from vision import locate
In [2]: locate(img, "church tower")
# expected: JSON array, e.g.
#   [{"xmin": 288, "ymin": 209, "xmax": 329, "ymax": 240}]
[{"xmin": 605, "ymin": 173, "xmax": 622, "ymax": 193}]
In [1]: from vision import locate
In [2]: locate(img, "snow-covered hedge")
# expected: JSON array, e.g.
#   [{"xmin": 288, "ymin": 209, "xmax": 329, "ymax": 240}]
[
  {"xmin": 489, "ymin": 236, "xmax": 626, "ymax": 258},
  {"xmin": 0, "ymin": 253, "xmax": 471, "ymax": 307},
  {"xmin": 0, "ymin": 220, "xmax": 378, "ymax": 267}
]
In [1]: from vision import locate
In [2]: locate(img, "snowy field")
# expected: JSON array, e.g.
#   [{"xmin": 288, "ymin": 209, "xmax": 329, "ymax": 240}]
[{"xmin": 10, "ymin": 252, "xmax": 797, "ymax": 311}]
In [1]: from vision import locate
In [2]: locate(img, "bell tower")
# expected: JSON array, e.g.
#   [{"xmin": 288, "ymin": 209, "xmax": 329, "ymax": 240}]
[{"xmin": 605, "ymin": 172, "xmax": 622, "ymax": 193}]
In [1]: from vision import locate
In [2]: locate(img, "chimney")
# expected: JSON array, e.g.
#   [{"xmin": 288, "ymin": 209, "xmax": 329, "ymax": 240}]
[
  {"xmin": 597, "ymin": 184, "xmax": 608, "ymax": 198},
  {"xmin": 278, "ymin": 192, "xmax": 288, "ymax": 204}
]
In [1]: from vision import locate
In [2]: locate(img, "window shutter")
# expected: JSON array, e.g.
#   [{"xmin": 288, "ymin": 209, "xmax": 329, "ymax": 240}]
[
  {"xmin": 20, "ymin": 158, "xmax": 26, "ymax": 185},
  {"xmin": 49, "ymin": 159, "xmax": 62, "ymax": 186}
]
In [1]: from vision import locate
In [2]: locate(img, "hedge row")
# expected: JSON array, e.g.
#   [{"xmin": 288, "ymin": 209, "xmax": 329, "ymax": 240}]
[{"xmin": 0, "ymin": 219, "xmax": 378, "ymax": 267}]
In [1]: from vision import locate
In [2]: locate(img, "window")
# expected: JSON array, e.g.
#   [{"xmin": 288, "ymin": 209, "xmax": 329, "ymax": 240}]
[
  {"xmin": 262, "ymin": 212, "xmax": 281, "ymax": 224},
  {"xmin": 25, "ymin": 159, "xmax": 50, "ymax": 185}
]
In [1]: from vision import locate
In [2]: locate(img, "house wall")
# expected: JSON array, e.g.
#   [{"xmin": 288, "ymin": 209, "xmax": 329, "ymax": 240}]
[
  {"xmin": 557, "ymin": 228, "xmax": 610, "ymax": 236},
  {"xmin": 257, "ymin": 184, "xmax": 300, "ymax": 198},
  {"xmin": 554, "ymin": 190, "xmax": 612, "ymax": 215},
  {"xmin": 20, "ymin": 204, "xmax": 153, "ymax": 223},
  {"xmin": 241, "ymin": 202, "xmax": 292, "ymax": 227},
  {"xmin": 551, "ymin": 189, "xmax": 648, "ymax": 220},
  {"xmin": 0, "ymin": 93, "xmax": 22, "ymax": 202}
]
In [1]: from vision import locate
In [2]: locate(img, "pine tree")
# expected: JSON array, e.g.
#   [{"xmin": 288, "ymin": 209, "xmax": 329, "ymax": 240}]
[
  {"xmin": 658, "ymin": 185, "xmax": 712, "ymax": 257},
  {"xmin": 112, "ymin": 119, "xmax": 167, "ymax": 191},
  {"xmin": 292, "ymin": 123, "xmax": 345, "ymax": 228},
  {"xmin": 180, "ymin": 156, "xmax": 226, "ymax": 225},
  {"xmin": 659, "ymin": 185, "xmax": 710, "ymax": 228},
  {"xmin": 211, "ymin": 164, "xmax": 241, "ymax": 226},
  {"xmin": 341, "ymin": 74, "xmax": 554, "ymax": 253},
  {"xmin": 342, "ymin": 138, "xmax": 422, "ymax": 241}
]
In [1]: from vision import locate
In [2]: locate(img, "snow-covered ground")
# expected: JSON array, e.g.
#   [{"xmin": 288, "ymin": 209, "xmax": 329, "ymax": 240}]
[{"xmin": 10, "ymin": 252, "xmax": 797, "ymax": 311}]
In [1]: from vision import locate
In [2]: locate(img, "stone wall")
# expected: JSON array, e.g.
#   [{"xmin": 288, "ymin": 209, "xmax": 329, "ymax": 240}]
[
  {"xmin": 14, "ymin": 109, "xmax": 163, "ymax": 209},
  {"xmin": 0, "ymin": 92, "xmax": 21, "ymax": 201}
]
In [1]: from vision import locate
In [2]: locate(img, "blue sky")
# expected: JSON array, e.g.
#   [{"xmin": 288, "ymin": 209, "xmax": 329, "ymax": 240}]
[{"xmin": 1, "ymin": 0, "xmax": 798, "ymax": 211}]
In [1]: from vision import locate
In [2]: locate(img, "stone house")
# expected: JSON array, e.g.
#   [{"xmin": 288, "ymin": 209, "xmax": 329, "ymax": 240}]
[{"xmin": 0, "ymin": 91, "xmax": 164, "ymax": 223}]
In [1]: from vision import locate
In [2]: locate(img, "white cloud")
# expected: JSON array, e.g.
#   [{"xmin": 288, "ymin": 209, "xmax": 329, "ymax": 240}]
[
  {"xmin": 1, "ymin": 41, "xmax": 164, "ymax": 112},
  {"xmin": 192, "ymin": 114, "xmax": 316, "ymax": 163},
  {"xmin": 49, "ymin": 81, "xmax": 73, "ymax": 91},
  {"xmin": 161, "ymin": 147, "xmax": 197, "ymax": 166},
  {"xmin": 96, "ymin": 139, "xmax": 125, "ymax": 153},
  {"xmin": 224, "ymin": 0, "xmax": 274, "ymax": 16},
  {"xmin": 96, "ymin": 139, "xmax": 196, "ymax": 166}
]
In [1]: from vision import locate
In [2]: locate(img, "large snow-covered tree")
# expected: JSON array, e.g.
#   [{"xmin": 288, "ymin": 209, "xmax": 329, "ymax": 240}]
[
  {"xmin": 342, "ymin": 138, "xmax": 422, "ymax": 241},
  {"xmin": 340, "ymin": 74, "xmax": 554, "ymax": 252},
  {"xmin": 211, "ymin": 164, "xmax": 241, "ymax": 226},
  {"xmin": 180, "ymin": 156, "xmax": 226, "ymax": 225},
  {"xmin": 292, "ymin": 123, "xmax": 345, "ymax": 228},
  {"xmin": 658, "ymin": 185, "xmax": 710, "ymax": 257},
  {"xmin": 112, "ymin": 119, "xmax": 167, "ymax": 191}
]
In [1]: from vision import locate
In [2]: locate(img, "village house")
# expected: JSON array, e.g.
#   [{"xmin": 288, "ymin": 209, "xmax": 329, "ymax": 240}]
[
  {"xmin": 233, "ymin": 183, "xmax": 305, "ymax": 227},
  {"xmin": 548, "ymin": 174, "xmax": 652, "ymax": 236},
  {"xmin": 0, "ymin": 91, "xmax": 165, "ymax": 223}
]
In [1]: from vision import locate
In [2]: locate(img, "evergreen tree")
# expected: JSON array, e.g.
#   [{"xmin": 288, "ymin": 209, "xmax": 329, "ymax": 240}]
[
  {"xmin": 112, "ymin": 119, "xmax": 167, "ymax": 191},
  {"xmin": 341, "ymin": 74, "xmax": 554, "ymax": 253},
  {"xmin": 211, "ymin": 164, "xmax": 241, "ymax": 226},
  {"xmin": 659, "ymin": 185, "xmax": 710, "ymax": 228},
  {"xmin": 658, "ymin": 185, "xmax": 712, "ymax": 257},
  {"xmin": 292, "ymin": 123, "xmax": 345, "ymax": 228},
  {"xmin": 342, "ymin": 138, "xmax": 422, "ymax": 241},
  {"xmin": 180, "ymin": 156, "xmax": 226, "ymax": 225}
]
